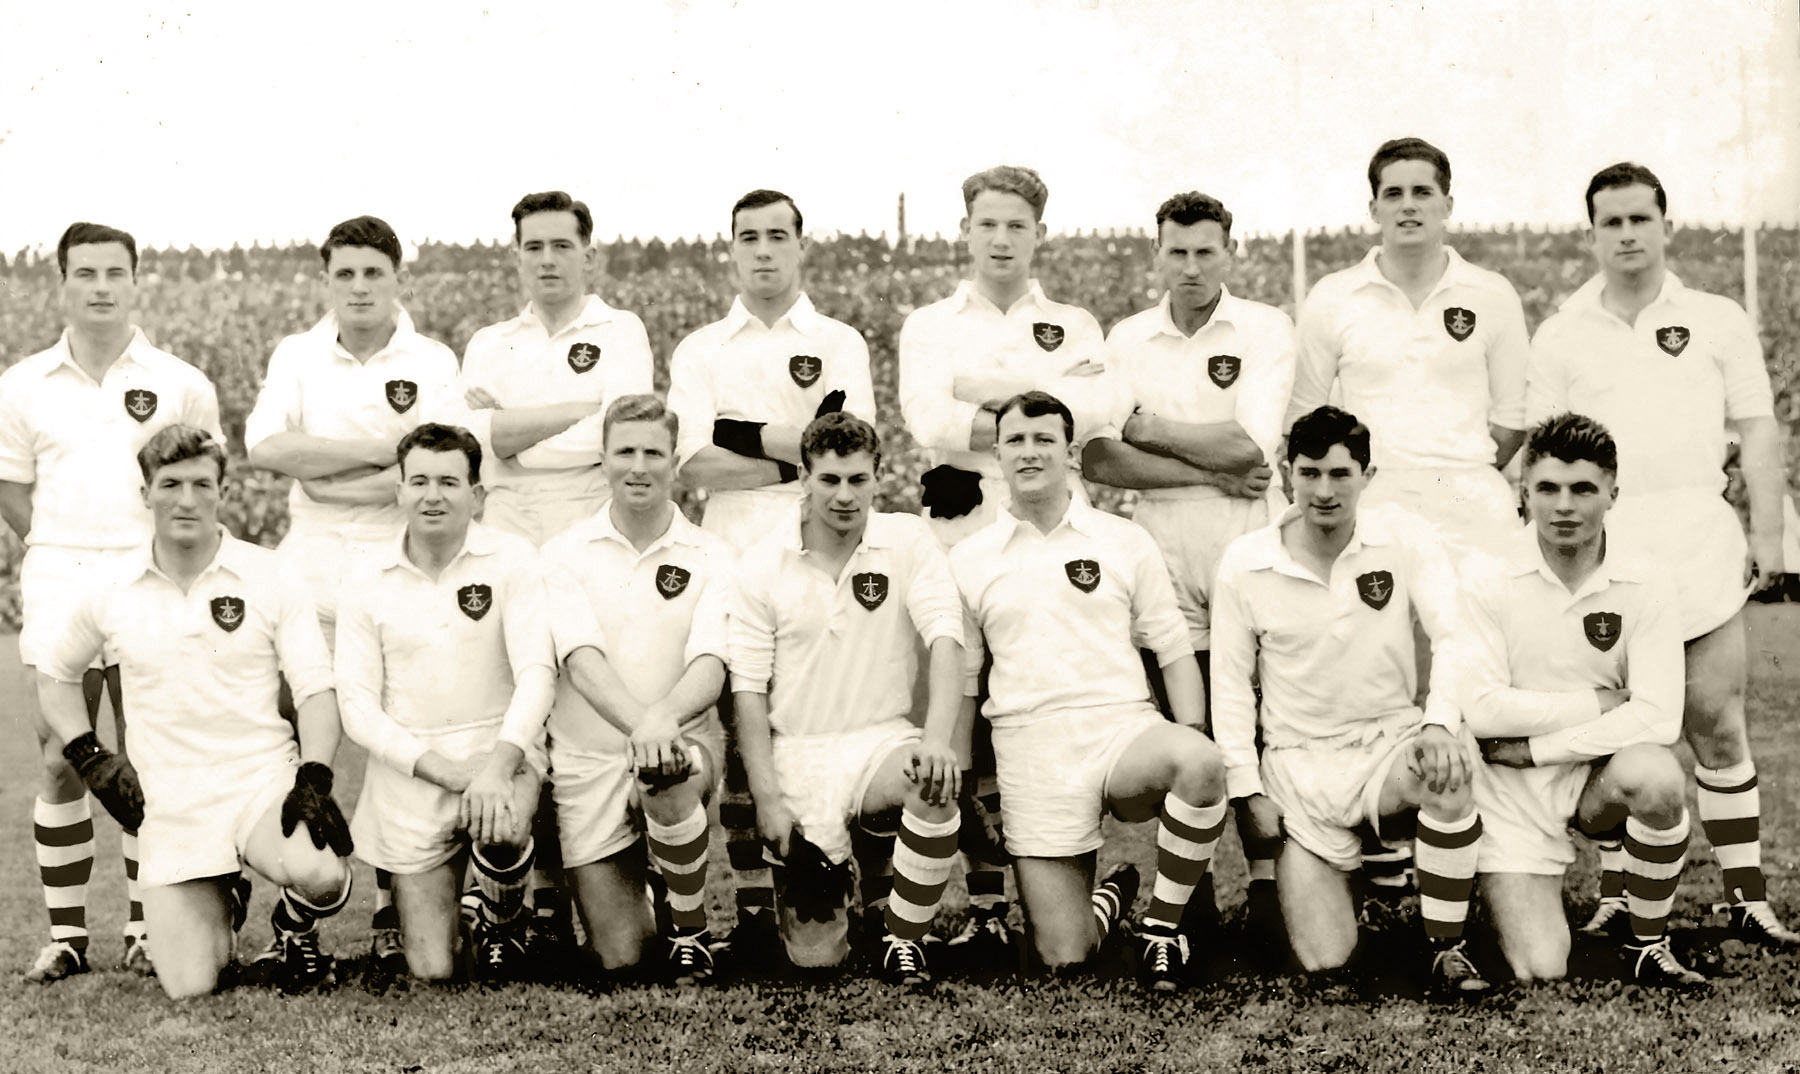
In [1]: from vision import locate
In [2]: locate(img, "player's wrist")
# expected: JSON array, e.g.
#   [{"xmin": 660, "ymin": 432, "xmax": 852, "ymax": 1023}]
[{"xmin": 295, "ymin": 761, "xmax": 334, "ymax": 795}]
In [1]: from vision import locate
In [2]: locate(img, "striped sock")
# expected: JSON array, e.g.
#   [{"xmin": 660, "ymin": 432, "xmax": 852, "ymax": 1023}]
[
  {"xmin": 853, "ymin": 830, "xmax": 895, "ymax": 915},
  {"xmin": 1694, "ymin": 761, "xmax": 1763, "ymax": 903},
  {"xmin": 1143, "ymin": 795, "xmax": 1227, "ymax": 931},
  {"xmin": 120, "ymin": 830, "xmax": 145, "ymax": 943},
  {"xmin": 1623, "ymin": 812, "xmax": 1689, "ymax": 942},
  {"xmin": 272, "ymin": 875, "xmax": 351, "ymax": 935},
  {"xmin": 721, "ymin": 753, "xmax": 774, "ymax": 922},
  {"xmin": 885, "ymin": 810, "xmax": 959, "ymax": 942},
  {"xmin": 966, "ymin": 778, "xmax": 1009, "ymax": 912},
  {"xmin": 35, "ymin": 797, "xmax": 93, "ymax": 952},
  {"xmin": 1595, "ymin": 842, "xmax": 1627, "ymax": 900},
  {"xmin": 471, "ymin": 840, "xmax": 536, "ymax": 926},
  {"xmin": 645, "ymin": 806, "xmax": 711, "ymax": 933},
  {"xmin": 1415, "ymin": 809, "xmax": 1481, "ymax": 942},
  {"xmin": 372, "ymin": 869, "xmax": 397, "ymax": 930}
]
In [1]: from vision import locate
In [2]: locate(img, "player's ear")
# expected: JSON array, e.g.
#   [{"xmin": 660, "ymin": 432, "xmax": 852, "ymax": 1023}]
[
  {"xmin": 140, "ymin": 482, "xmax": 151, "ymax": 511},
  {"xmin": 1363, "ymin": 462, "xmax": 1378, "ymax": 483},
  {"xmin": 958, "ymin": 216, "xmax": 972, "ymax": 243},
  {"xmin": 1034, "ymin": 220, "xmax": 1047, "ymax": 243},
  {"xmin": 472, "ymin": 483, "xmax": 487, "ymax": 514},
  {"xmin": 1443, "ymin": 193, "xmax": 1454, "ymax": 219}
]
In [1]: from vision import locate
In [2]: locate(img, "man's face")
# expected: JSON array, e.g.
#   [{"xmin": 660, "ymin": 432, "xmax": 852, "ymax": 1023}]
[
  {"xmin": 995, "ymin": 408, "xmax": 1071, "ymax": 501},
  {"xmin": 1156, "ymin": 219, "xmax": 1234, "ymax": 309},
  {"xmin": 802, "ymin": 449, "xmax": 878, "ymax": 538},
  {"xmin": 61, "ymin": 243, "xmax": 137, "ymax": 333},
  {"xmin": 1525, "ymin": 455, "xmax": 1615, "ymax": 552},
  {"xmin": 731, "ymin": 201, "xmax": 804, "ymax": 303},
  {"xmin": 1284, "ymin": 444, "xmax": 1370, "ymax": 531},
  {"xmin": 1369, "ymin": 159, "xmax": 1452, "ymax": 250},
  {"xmin": 961, "ymin": 190, "xmax": 1045, "ymax": 291},
  {"xmin": 1587, "ymin": 184, "xmax": 1670, "ymax": 279},
  {"xmin": 603, "ymin": 419, "xmax": 676, "ymax": 513},
  {"xmin": 142, "ymin": 455, "xmax": 224, "ymax": 545},
  {"xmin": 398, "ymin": 447, "xmax": 481, "ymax": 538},
  {"xmin": 325, "ymin": 246, "xmax": 401, "ymax": 333},
  {"xmin": 517, "ymin": 210, "xmax": 594, "ymax": 311}
]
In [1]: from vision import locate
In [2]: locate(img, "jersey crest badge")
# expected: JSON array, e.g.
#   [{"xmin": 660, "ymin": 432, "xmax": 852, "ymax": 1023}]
[
  {"xmin": 123, "ymin": 389, "xmax": 158, "ymax": 423},
  {"xmin": 457, "ymin": 583, "xmax": 493, "ymax": 621},
  {"xmin": 852, "ymin": 572, "xmax": 888, "ymax": 611},
  {"xmin": 568, "ymin": 342, "xmax": 601, "ymax": 373},
  {"xmin": 655, "ymin": 564, "xmax": 692, "ymax": 600},
  {"xmin": 789, "ymin": 354, "xmax": 823, "ymax": 389},
  {"xmin": 1656, "ymin": 326, "xmax": 1689, "ymax": 357},
  {"xmin": 1443, "ymin": 307, "xmax": 1477, "ymax": 342},
  {"xmin": 1356, "ymin": 570, "xmax": 1394, "ymax": 611},
  {"xmin": 1064, "ymin": 559, "xmax": 1101, "ymax": 593},
  {"xmin": 1584, "ymin": 611, "xmax": 1622, "ymax": 652},
  {"xmin": 1033, "ymin": 322, "xmax": 1065, "ymax": 352},
  {"xmin": 385, "ymin": 379, "xmax": 418, "ymax": 414},
  {"xmin": 1207, "ymin": 355, "xmax": 1241, "ymax": 389},
  {"xmin": 210, "ymin": 595, "xmax": 246, "ymax": 633}
]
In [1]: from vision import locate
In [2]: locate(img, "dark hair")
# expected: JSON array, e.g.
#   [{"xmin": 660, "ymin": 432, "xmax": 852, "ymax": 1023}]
[
  {"xmin": 396, "ymin": 423, "xmax": 483, "ymax": 483},
  {"xmin": 57, "ymin": 222, "xmax": 138, "ymax": 278},
  {"xmin": 800, "ymin": 412, "xmax": 880, "ymax": 470},
  {"xmin": 1286, "ymin": 406, "xmax": 1372, "ymax": 470},
  {"xmin": 1367, "ymin": 137, "xmax": 1451, "ymax": 197},
  {"xmin": 601, "ymin": 393, "xmax": 679, "ymax": 449},
  {"xmin": 1523, "ymin": 413, "xmax": 1618, "ymax": 477},
  {"xmin": 962, "ymin": 165, "xmax": 1049, "ymax": 221},
  {"xmin": 321, "ymin": 215, "xmax": 403, "ymax": 271},
  {"xmin": 137, "ymin": 425, "xmax": 226, "ymax": 483},
  {"xmin": 731, "ymin": 189, "xmax": 804, "ymax": 239},
  {"xmin": 994, "ymin": 390, "xmax": 1075, "ymax": 445},
  {"xmin": 1155, "ymin": 192, "xmax": 1233, "ymax": 242},
  {"xmin": 1584, "ymin": 162, "xmax": 1667, "ymax": 224},
  {"xmin": 511, "ymin": 191, "xmax": 594, "ymax": 245}
]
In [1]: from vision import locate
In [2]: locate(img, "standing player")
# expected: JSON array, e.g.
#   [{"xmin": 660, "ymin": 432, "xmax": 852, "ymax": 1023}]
[
  {"xmin": 334, "ymin": 424, "xmax": 555, "ymax": 982},
  {"xmin": 38, "ymin": 427, "xmax": 352, "ymax": 999},
  {"xmin": 729, "ymin": 412, "xmax": 966, "ymax": 986},
  {"xmin": 0, "ymin": 222, "xmax": 223, "ymax": 982},
  {"xmin": 1527, "ymin": 163, "xmax": 1796, "ymax": 944},
  {"xmin": 1210, "ymin": 406, "xmax": 1487, "ymax": 993},
  {"xmin": 951, "ymin": 391, "xmax": 1229, "ymax": 992},
  {"xmin": 1462, "ymin": 414, "xmax": 1705, "ymax": 987}
]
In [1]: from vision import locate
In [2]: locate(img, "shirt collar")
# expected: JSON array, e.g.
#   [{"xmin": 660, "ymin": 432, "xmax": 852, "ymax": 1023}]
[
  {"xmin": 577, "ymin": 504, "xmax": 701, "ymax": 557},
  {"xmin": 1560, "ymin": 270, "xmax": 1687, "ymax": 316},
  {"xmin": 378, "ymin": 520, "xmax": 504, "ymax": 573},
  {"xmin": 723, "ymin": 292, "xmax": 819, "ymax": 338},
  {"xmin": 998, "ymin": 495, "xmax": 1102, "ymax": 546},
  {"xmin": 951, "ymin": 278, "xmax": 1050, "ymax": 316},
  {"xmin": 1242, "ymin": 504, "xmax": 1396, "ymax": 572},
  {"xmin": 132, "ymin": 528, "xmax": 254, "ymax": 585},
  {"xmin": 1502, "ymin": 524, "xmax": 1651, "ymax": 590},
  {"xmin": 1151, "ymin": 285, "xmax": 1242, "ymax": 339},
  {"xmin": 1348, "ymin": 245, "xmax": 1478, "ymax": 297},
  {"xmin": 49, "ymin": 326, "xmax": 162, "ymax": 379},
  {"xmin": 781, "ymin": 509, "xmax": 900, "ymax": 557},
  {"xmin": 515, "ymin": 293, "xmax": 615, "ymax": 335},
  {"xmin": 309, "ymin": 305, "xmax": 421, "ymax": 361}
]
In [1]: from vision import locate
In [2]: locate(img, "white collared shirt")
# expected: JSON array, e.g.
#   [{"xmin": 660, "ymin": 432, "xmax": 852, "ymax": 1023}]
[
  {"xmin": 0, "ymin": 328, "xmax": 222, "ymax": 549},
  {"xmin": 1526, "ymin": 272, "xmax": 1775, "ymax": 497},
  {"xmin": 541, "ymin": 507, "xmax": 736, "ymax": 753},
  {"xmin": 1288, "ymin": 246, "xmax": 1530, "ymax": 470},
  {"xmin": 1210, "ymin": 502, "xmax": 1463, "ymax": 799},
  {"xmin": 899, "ymin": 280, "xmax": 1117, "ymax": 478},
  {"xmin": 1458, "ymin": 528, "xmax": 1682, "ymax": 766},
  {"xmin": 951, "ymin": 498, "xmax": 1190, "ymax": 725},
  {"xmin": 334, "ymin": 522, "xmax": 554, "ymax": 774},
  {"xmin": 729, "ymin": 512, "xmax": 962, "ymax": 737},
  {"xmin": 39, "ymin": 532, "xmax": 331, "ymax": 803}
]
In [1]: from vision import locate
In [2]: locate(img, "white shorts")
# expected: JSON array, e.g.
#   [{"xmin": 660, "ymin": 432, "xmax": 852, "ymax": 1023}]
[
  {"xmin": 1474, "ymin": 760, "xmax": 1596, "ymax": 876},
  {"xmin": 1607, "ymin": 490, "xmax": 1749, "ymax": 641},
  {"xmin": 1261, "ymin": 714, "xmax": 1422, "ymax": 872},
  {"xmin": 275, "ymin": 529, "xmax": 392, "ymax": 642},
  {"xmin": 769, "ymin": 718, "xmax": 920, "ymax": 864},
  {"xmin": 18, "ymin": 545, "xmax": 137, "ymax": 669},
  {"xmin": 551, "ymin": 718, "xmax": 726, "ymax": 869},
  {"xmin": 139, "ymin": 752, "xmax": 297, "ymax": 888},
  {"xmin": 699, "ymin": 487, "xmax": 804, "ymax": 552},
  {"xmin": 1362, "ymin": 466, "xmax": 1524, "ymax": 563},
  {"xmin": 1133, "ymin": 494, "xmax": 1269, "ymax": 650},
  {"xmin": 990, "ymin": 704, "xmax": 1167, "ymax": 858},
  {"xmin": 481, "ymin": 487, "xmax": 607, "ymax": 548},
  {"xmin": 351, "ymin": 720, "xmax": 542, "ymax": 874}
]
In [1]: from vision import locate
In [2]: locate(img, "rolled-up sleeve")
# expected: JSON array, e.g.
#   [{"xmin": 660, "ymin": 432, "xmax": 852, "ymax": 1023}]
[
  {"xmin": 1456, "ymin": 569, "xmax": 1601, "ymax": 739},
  {"xmin": 686, "ymin": 553, "xmax": 734, "ymax": 667},
  {"xmin": 903, "ymin": 526, "xmax": 964, "ymax": 649},
  {"xmin": 496, "ymin": 555, "xmax": 556, "ymax": 756},
  {"xmin": 39, "ymin": 582, "xmax": 107, "ymax": 685},
  {"xmin": 1128, "ymin": 529, "xmax": 1192, "ymax": 667},
  {"xmin": 666, "ymin": 334, "xmax": 718, "ymax": 469},
  {"xmin": 274, "ymin": 573, "xmax": 333, "ymax": 707}
]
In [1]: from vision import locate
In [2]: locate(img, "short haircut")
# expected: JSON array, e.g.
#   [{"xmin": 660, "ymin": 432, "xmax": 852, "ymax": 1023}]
[
  {"xmin": 137, "ymin": 425, "xmax": 226, "ymax": 483},
  {"xmin": 511, "ymin": 190, "xmax": 595, "ymax": 245},
  {"xmin": 730, "ymin": 189, "xmax": 804, "ymax": 238},
  {"xmin": 1155, "ymin": 192, "xmax": 1234, "ymax": 242},
  {"xmin": 321, "ymin": 215, "xmax": 402, "ymax": 271},
  {"xmin": 1584, "ymin": 162, "xmax": 1667, "ymax": 223},
  {"xmin": 1523, "ymin": 412, "xmax": 1618, "ymax": 477},
  {"xmin": 396, "ymin": 422, "xmax": 483, "ymax": 483},
  {"xmin": 1286, "ymin": 405, "xmax": 1372, "ymax": 470},
  {"xmin": 601, "ymin": 393, "xmax": 679, "ymax": 449},
  {"xmin": 962, "ymin": 165, "xmax": 1049, "ymax": 221},
  {"xmin": 800, "ymin": 411, "xmax": 881, "ymax": 471},
  {"xmin": 994, "ymin": 390, "xmax": 1075, "ymax": 445},
  {"xmin": 57, "ymin": 222, "xmax": 138, "ymax": 278},
  {"xmin": 1366, "ymin": 137, "xmax": 1451, "ymax": 197}
]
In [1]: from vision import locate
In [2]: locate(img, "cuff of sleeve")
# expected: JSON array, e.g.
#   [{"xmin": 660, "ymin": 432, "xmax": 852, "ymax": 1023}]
[
  {"xmin": 944, "ymin": 401, "xmax": 986, "ymax": 452},
  {"xmin": 962, "ymin": 675, "xmax": 981, "ymax": 699},
  {"xmin": 1154, "ymin": 643, "xmax": 1197, "ymax": 670},
  {"xmin": 0, "ymin": 457, "xmax": 35, "ymax": 483},
  {"xmin": 1525, "ymin": 733, "xmax": 1573, "ymax": 767},
  {"xmin": 918, "ymin": 619, "xmax": 963, "ymax": 651},
  {"xmin": 728, "ymin": 672, "xmax": 769, "ymax": 696},
  {"xmin": 387, "ymin": 739, "xmax": 430, "ymax": 780},
  {"xmin": 1226, "ymin": 765, "xmax": 1264, "ymax": 800},
  {"xmin": 557, "ymin": 636, "xmax": 606, "ymax": 667},
  {"xmin": 1422, "ymin": 704, "xmax": 1460, "ymax": 735}
]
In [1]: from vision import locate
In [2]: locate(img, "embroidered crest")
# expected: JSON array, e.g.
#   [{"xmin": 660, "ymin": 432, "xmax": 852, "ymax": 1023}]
[
  {"xmin": 210, "ymin": 595, "xmax": 246, "ymax": 632},
  {"xmin": 567, "ymin": 342, "xmax": 601, "ymax": 373},
  {"xmin": 456, "ymin": 583, "xmax": 493, "ymax": 621},
  {"xmin": 1584, "ymin": 611, "xmax": 1623, "ymax": 652},
  {"xmin": 1207, "ymin": 355, "xmax": 1241, "ymax": 389},
  {"xmin": 1356, "ymin": 570, "xmax": 1395, "ymax": 611},
  {"xmin": 788, "ymin": 354, "xmax": 822, "ymax": 389},
  {"xmin": 123, "ymin": 389, "xmax": 158, "ymax": 423},
  {"xmin": 1032, "ymin": 322, "xmax": 1065, "ymax": 352},
  {"xmin": 385, "ymin": 379, "xmax": 418, "ymax": 414},
  {"xmin": 1443, "ymin": 307, "xmax": 1477, "ymax": 342},
  {"xmin": 655, "ymin": 564, "xmax": 691, "ymax": 600},
  {"xmin": 852, "ymin": 572, "xmax": 888, "ymax": 611},
  {"xmin": 1064, "ymin": 559, "xmax": 1101, "ymax": 593},
  {"xmin": 1656, "ymin": 326, "xmax": 1689, "ymax": 357}
]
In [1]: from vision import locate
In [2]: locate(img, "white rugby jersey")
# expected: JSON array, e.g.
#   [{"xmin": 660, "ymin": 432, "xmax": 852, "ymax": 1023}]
[{"xmin": 0, "ymin": 328, "xmax": 222, "ymax": 549}]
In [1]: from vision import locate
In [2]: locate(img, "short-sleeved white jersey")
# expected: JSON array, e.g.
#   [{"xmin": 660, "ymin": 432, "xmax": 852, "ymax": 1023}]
[{"xmin": 0, "ymin": 328, "xmax": 222, "ymax": 549}]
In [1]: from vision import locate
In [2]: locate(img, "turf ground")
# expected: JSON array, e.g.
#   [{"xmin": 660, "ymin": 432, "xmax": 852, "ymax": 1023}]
[{"xmin": 1, "ymin": 612, "xmax": 1797, "ymax": 1074}]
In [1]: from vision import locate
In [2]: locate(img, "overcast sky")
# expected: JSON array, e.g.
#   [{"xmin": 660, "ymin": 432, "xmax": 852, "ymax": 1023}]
[{"xmin": 1, "ymin": 0, "xmax": 1794, "ymax": 251}]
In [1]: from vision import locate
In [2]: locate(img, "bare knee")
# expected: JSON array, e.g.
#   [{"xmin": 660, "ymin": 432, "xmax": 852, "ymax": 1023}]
[
  {"xmin": 157, "ymin": 940, "xmax": 232, "ymax": 999},
  {"xmin": 1608, "ymin": 745, "xmax": 1687, "ymax": 825},
  {"xmin": 37, "ymin": 739, "xmax": 83, "ymax": 799},
  {"xmin": 1032, "ymin": 926, "xmax": 1095, "ymax": 970},
  {"xmin": 405, "ymin": 940, "xmax": 458, "ymax": 982},
  {"xmin": 639, "ymin": 779, "xmax": 705, "ymax": 826},
  {"xmin": 1169, "ymin": 731, "xmax": 1224, "ymax": 803},
  {"xmin": 902, "ymin": 785, "xmax": 957, "ymax": 825},
  {"xmin": 1684, "ymin": 681, "xmax": 1748, "ymax": 766},
  {"xmin": 585, "ymin": 916, "xmax": 651, "ymax": 971},
  {"xmin": 1292, "ymin": 931, "xmax": 1357, "ymax": 973},
  {"xmin": 1499, "ymin": 932, "xmax": 1570, "ymax": 984},
  {"xmin": 1420, "ymin": 778, "xmax": 1474, "ymax": 821},
  {"xmin": 281, "ymin": 850, "xmax": 349, "ymax": 908}
]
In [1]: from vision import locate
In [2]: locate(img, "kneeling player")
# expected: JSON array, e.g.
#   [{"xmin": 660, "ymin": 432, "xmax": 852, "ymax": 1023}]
[
  {"xmin": 1211, "ymin": 406, "xmax": 1486, "ymax": 994},
  {"xmin": 1461, "ymin": 414, "xmax": 1704, "ymax": 987},
  {"xmin": 950, "ymin": 392, "xmax": 1228, "ymax": 992},
  {"xmin": 336, "ymin": 424, "xmax": 555, "ymax": 982},
  {"xmin": 38, "ymin": 427, "xmax": 352, "ymax": 999},
  {"xmin": 730, "ymin": 413, "xmax": 966, "ymax": 985}
]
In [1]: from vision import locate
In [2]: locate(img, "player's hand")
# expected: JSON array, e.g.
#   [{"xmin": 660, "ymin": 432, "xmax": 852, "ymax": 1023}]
[
  {"xmin": 460, "ymin": 758, "xmax": 517, "ymax": 847},
  {"xmin": 921, "ymin": 463, "xmax": 985, "ymax": 519},
  {"xmin": 465, "ymin": 386, "xmax": 501, "ymax": 410},
  {"xmin": 629, "ymin": 710, "xmax": 690, "ymax": 787},
  {"xmin": 1747, "ymin": 531, "xmax": 1785, "ymax": 593},
  {"xmin": 1240, "ymin": 794, "xmax": 1285, "ymax": 849},
  {"xmin": 814, "ymin": 389, "xmax": 846, "ymax": 418},
  {"xmin": 62, "ymin": 732, "xmax": 144, "ymax": 832},
  {"xmin": 1061, "ymin": 359, "xmax": 1106, "ymax": 378},
  {"xmin": 1217, "ymin": 464, "xmax": 1273, "ymax": 499},
  {"xmin": 281, "ymin": 761, "xmax": 354, "ymax": 856},
  {"xmin": 904, "ymin": 738, "xmax": 961, "ymax": 807},
  {"xmin": 1595, "ymin": 687, "xmax": 1631, "ymax": 713},
  {"xmin": 1477, "ymin": 736, "xmax": 1534, "ymax": 769},
  {"xmin": 1410, "ymin": 724, "xmax": 1471, "ymax": 793},
  {"xmin": 756, "ymin": 800, "xmax": 797, "ymax": 860}
]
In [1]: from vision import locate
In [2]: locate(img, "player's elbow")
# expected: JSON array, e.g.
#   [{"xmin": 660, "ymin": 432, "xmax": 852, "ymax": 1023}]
[
  {"xmin": 1078, "ymin": 439, "xmax": 1127, "ymax": 486},
  {"xmin": 1219, "ymin": 437, "xmax": 1266, "ymax": 475}
]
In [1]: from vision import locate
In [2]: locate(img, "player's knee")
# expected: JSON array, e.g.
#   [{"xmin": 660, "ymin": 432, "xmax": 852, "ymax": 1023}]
[
  {"xmin": 157, "ymin": 940, "xmax": 232, "ymax": 999},
  {"xmin": 405, "ymin": 943, "xmax": 458, "ymax": 982},
  {"xmin": 640, "ymin": 780, "xmax": 704, "ymax": 825},
  {"xmin": 286, "ymin": 854, "xmax": 349, "ymax": 908},
  {"xmin": 1169, "ymin": 731, "xmax": 1224, "ymax": 802},
  {"xmin": 1610, "ymin": 745, "xmax": 1686, "ymax": 824},
  {"xmin": 1500, "ymin": 932, "xmax": 1570, "ymax": 983},
  {"xmin": 903, "ymin": 790, "xmax": 957, "ymax": 826},
  {"xmin": 1420, "ymin": 777, "xmax": 1474, "ymax": 819},
  {"xmin": 1293, "ymin": 932, "xmax": 1356, "ymax": 974},
  {"xmin": 1032, "ymin": 927, "xmax": 1095, "ymax": 970},
  {"xmin": 585, "ymin": 918, "xmax": 651, "ymax": 971}
]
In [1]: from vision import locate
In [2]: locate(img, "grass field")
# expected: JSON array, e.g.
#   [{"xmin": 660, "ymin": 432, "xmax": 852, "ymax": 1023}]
[{"xmin": 1, "ymin": 613, "xmax": 1798, "ymax": 1074}]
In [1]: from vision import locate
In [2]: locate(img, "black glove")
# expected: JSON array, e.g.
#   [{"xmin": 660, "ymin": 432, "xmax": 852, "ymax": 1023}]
[
  {"xmin": 280, "ymin": 762, "xmax": 354, "ymax": 856},
  {"xmin": 920, "ymin": 465, "xmax": 984, "ymax": 520},
  {"xmin": 636, "ymin": 745, "xmax": 693, "ymax": 793},
  {"xmin": 63, "ymin": 731, "xmax": 143, "ymax": 832},
  {"xmin": 771, "ymin": 826, "xmax": 853, "ymax": 924},
  {"xmin": 814, "ymin": 389, "xmax": 846, "ymax": 418}
]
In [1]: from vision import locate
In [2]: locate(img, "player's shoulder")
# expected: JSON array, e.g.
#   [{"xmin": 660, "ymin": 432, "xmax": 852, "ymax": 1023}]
[
  {"xmin": 902, "ymin": 288, "xmax": 965, "ymax": 327},
  {"xmin": 868, "ymin": 510, "xmax": 937, "ymax": 550},
  {"xmin": 1362, "ymin": 501, "xmax": 1443, "ymax": 552},
  {"xmin": 672, "ymin": 512, "xmax": 739, "ymax": 565},
  {"xmin": 1673, "ymin": 280, "xmax": 1752, "ymax": 324},
  {"xmin": 672, "ymin": 309, "xmax": 738, "ymax": 354},
  {"xmin": 470, "ymin": 522, "xmax": 540, "ymax": 565},
  {"xmin": 947, "ymin": 514, "xmax": 1011, "ymax": 569},
  {"xmin": 1303, "ymin": 260, "xmax": 1370, "ymax": 306},
  {"xmin": 1036, "ymin": 292, "xmax": 1103, "ymax": 332},
  {"xmin": 463, "ymin": 315, "xmax": 521, "ymax": 353},
  {"xmin": 1105, "ymin": 303, "xmax": 1164, "ymax": 344},
  {"xmin": 1450, "ymin": 252, "xmax": 1525, "ymax": 300},
  {"xmin": 216, "ymin": 535, "xmax": 286, "ymax": 587},
  {"xmin": 0, "ymin": 344, "xmax": 64, "ymax": 387},
  {"xmin": 732, "ymin": 528, "xmax": 791, "ymax": 583},
  {"xmin": 1215, "ymin": 516, "xmax": 1282, "ymax": 579}
]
